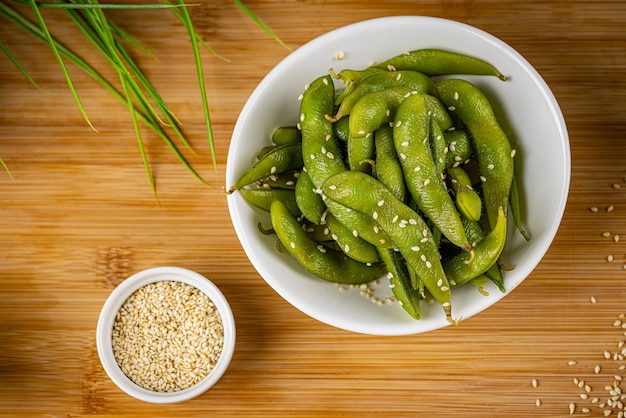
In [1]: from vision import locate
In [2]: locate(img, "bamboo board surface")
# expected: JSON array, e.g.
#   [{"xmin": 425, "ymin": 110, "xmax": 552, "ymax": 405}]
[{"xmin": 1, "ymin": 1, "xmax": 625, "ymax": 416}]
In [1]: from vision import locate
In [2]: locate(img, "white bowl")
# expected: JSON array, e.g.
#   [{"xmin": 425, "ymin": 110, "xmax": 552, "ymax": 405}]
[
  {"xmin": 96, "ymin": 266, "xmax": 236, "ymax": 403},
  {"xmin": 226, "ymin": 16, "xmax": 570, "ymax": 336}
]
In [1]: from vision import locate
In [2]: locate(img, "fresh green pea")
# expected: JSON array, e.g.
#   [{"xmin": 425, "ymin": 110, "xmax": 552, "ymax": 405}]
[
  {"xmin": 377, "ymin": 247, "xmax": 421, "ymax": 320},
  {"xmin": 393, "ymin": 93, "xmax": 472, "ymax": 252},
  {"xmin": 232, "ymin": 142, "xmax": 303, "ymax": 191},
  {"xmin": 444, "ymin": 206, "xmax": 506, "ymax": 286},
  {"xmin": 334, "ymin": 70, "xmax": 437, "ymax": 120},
  {"xmin": 322, "ymin": 170, "xmax": 454, "ymax": 322},
  {"xmin": 295, "ymin": 170, "xmax": 326, "ymax": 224},
  {"xmin": 374, "ymin": 126, "xmax": 406, "ymax": 202},
  {"xmin": 448, "ymin": 166, "xmax": 482, "ymax": 222},
  {"xmin": 375, "ymin": 48, "xmax": 507, "ymax": 80},
  {"xmin": 272, "ymin": 126, "xmax": 302, "ymax": 145},
  {"xmin": 443, "ymin": 129, "xmax": 474, "ymax": 168},
  {"xmin": 270, "ymin": 200, "xmax": 386, "ymax": 285},
  {"xmin": 300, "ymin": 74, "xmax": 392, "ymax": 248},
  {"xmin": 437, "ymin": 78, "xmax": 514, "ymax": 231},
  {"xmin": 240, "ymin": 188, "xmax": 301, "ymax": 217},
  {"xmin": 326, "ymin": 213, "xmax": 379, "ymax": 264}
]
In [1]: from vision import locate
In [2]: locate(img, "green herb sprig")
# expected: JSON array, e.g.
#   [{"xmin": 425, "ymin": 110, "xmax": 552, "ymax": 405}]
[{"xmin": 0, "ymin": 0, "xmax": 289, "ymax": 199}]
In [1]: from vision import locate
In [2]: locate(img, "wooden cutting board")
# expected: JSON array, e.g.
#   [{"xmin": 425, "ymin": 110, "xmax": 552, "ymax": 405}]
[{"xmin": 1, "ymin": 1, "xmax": 625, "ymax": 416}]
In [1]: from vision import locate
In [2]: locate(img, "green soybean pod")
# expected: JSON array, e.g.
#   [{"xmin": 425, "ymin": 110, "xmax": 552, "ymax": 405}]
[
  {"xmin": 300, "ymin": 74, "xmax": 392, "ymax": 248},
  {"xmin": 347, "ymin": 129, "xmax": 375, "ymax": 174},
  {"xmin": 256, "ymin": 170, "xmax": 299, "ymax": 190},
  {"xmin": 377, "ymin": 247, "xmax": 421, "ymax": 320},
  {"xmin": 295, "ymin": 170, "xmax": 326, "ymax": 224},
  {"xmin": 334, "ymin": 70, "xmax": 437, "ymax": 120},
  {"xmin": 448, "ymin": 166, "xmax": 482, "ymax": 222},
  {"xmin": 444, "ymin": 129, "xmax": 474, "ymax": 168},
  {"xmin": 326, "ymin": 213, "xmax": 379, "ymax": 264},
  {"xmin": 270, "ymin": 200, "xmax": 386, "ymax": 285},
  {"xmin": 374, "ymin": 126, "xmax": 406, "ymax": 202},
  {"xmin": 232, "ymin": 142, "xmax": 303, "ymax": 191},
  {"xmin": 444, "ymin": 206, "xmax": 507, "ymax": 286},
  {"xmin": 460, "ymin": 218, "xmax": 506, "ymax": 293},
  {"xmin": 437, "ymin": 78, "xmax": 514, "ymax": 231},
  {"xmin": 240, "ymin": 188, "xmax": 301, "ymax": 217},
  {"xmin": 322, "ymin": 171, "xmax": 454, "ymax": 322},
  {"xmin": 375, "ymin": 48, "xmax": 507, "ymax": 80},
  {"xmin": 349, "ymin": 87, "xmax": 413, "ymax": 138},
  {"xmin": 393, "ymin": 93, "xmax": 472, "ymax": 251},
  {"xmin": 272, "ymin": 126, "xmax": 302, "ymax": 145}
]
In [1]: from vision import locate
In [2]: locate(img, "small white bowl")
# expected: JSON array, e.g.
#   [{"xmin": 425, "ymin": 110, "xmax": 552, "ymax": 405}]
[
  {"xmin": 226, "ymin": 16, "xmax": 570, "ymax": 336},
  {"xmin": 96, "ymin": 266, "xmax": 236, "ymax": 403}
]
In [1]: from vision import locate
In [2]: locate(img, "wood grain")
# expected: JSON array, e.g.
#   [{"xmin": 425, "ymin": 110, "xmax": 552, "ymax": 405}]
[{"xmin": 1, "ymin": 1, "xmax": 625, "ymax": 416}]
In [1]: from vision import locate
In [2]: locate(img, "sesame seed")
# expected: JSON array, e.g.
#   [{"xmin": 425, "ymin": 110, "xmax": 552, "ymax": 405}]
[
  {"xmin": 420, "ymin": 255, "xmax": 426, "ymax": 261},
  {"xmin": 536, "ymin": 399, "xmax": 541, "ymax": 407},
  {"xmin": 591, "ymin": 296, "xmax": 598, "ymax": 304},
  {"xmin": 310, "ymin": 154, "xmax": 316, "ymax": 160},
  {"xmin": 321, "ymin": 146, "xmax": 327, "ymax": 154},
  {"xmin": 396, "ymin": 120, "xmax": 402, "ymax": 127},
  {"xmin": 300, "ymin": 113, "xmax": 305, "ymax": 122},
  {"xmin": 532, "ymin": 379, "xmax": 538, "ymax": 388},
  {"xmin": 344, "ymin": 245, "xmax": 350, "ymax": 253},
  {"xmin": 392, "ymin": 215, "xmax": 399, "ymax": 223},
  {"xmin": 423, "ymin": 179, "xmax": 430, "ymax": 186},
  {"xmin": 603, "ymin": 231, "xmax": 612, "ymax": 237},
  {"xmin": 377, "ymin": 200, "xmax": 385, "ymax": 207},
  {"xmin": 480, "ymin": 176, "xmax": 487, "ymax": 182},
  {"xmin": 352, "ymin": 230, "xmax": 358, "ymax": 237},
  {"xmin": 327, "ymin": 152, "xmax": 335, "ymax": 159},
  {"xmin": 297, "ymin": 94, "xmax": 303, "ymax": 101},
  {"xmin": 613, "ymin": 183, "xmax": 622, "ymax": 189},
  {"xmin": 329, "ymin": 185, "xmax": 337, "ymax": 190},
  {"xmin": 596, "ymin": 365, "xmax": 602, "ymax": 374},
  {"xmin": 614, "ymin": 235, "xmax": 621, "ymax": 242},
  {"xmin": 373, "ymin": 211, "xmax": 378, "ymax": 220},
  {"xmin": 569, "ymin": 361, "xmax": 578, "ymax": 365},
  {"xmin": 400, "ymin": 153, "xmax": 407, "ymax": 160},
  {"xmin": 409, "ymin": 219, "xmax": 417, "ymax": 225},
  {"xmin": 396, "ymin": 73, "xmax": 402, "ymax": 81},
  {"xmin": 401, "ymin": 141, "xmax": 409, "ymax": 147},
  {"xmin": 570, "ymin": 402, "xmax": 576, "ymax": 414},
  {"xmin": 290, "ymin": 242, "xmax": 296, "ymax": 249},
  {"xmin": 511, "ymin": 149, "xmax": 517, "ymax": 158},
  {"xmin": 414, "ymin": 166, "xmax": 421, "ymax": 171},
  {"xmin": 607, "ymin": 205, "xmax": 615, "ymax": 212},
  {"xmin": 411, "ymin": 246, "xmax": 420, "ymax": 252},
  {"xmin": 448, "ymin": 105, "xmax": 456, "ymax": 111},
  {"xmin": 322, "ymin": 78, "xmax": 329, "ymax": 85},
  {"xmin": 317, "ymin": 245, "xmax": 326, "ymax": 253},
  {"xmin": 590, "ymin": 207, "xmax": 599, "ymax": 212},
  {"xmin": 453, "ymin": 92, "xmax": 459, "ymax": 100},
  {"xmin": 270, "ymin": 166, "xmax": 277, "ymax": 174},
  {"xmin": 487, "ymin": 163, "xmax": 495, "ymax": 170},
  {"xmin": 373, "ymin": 226, "xmax": 380, "ymax": 233},
  {"xmin": 608, "ymin": 255, "xmax": 614, "ymax": 262}
]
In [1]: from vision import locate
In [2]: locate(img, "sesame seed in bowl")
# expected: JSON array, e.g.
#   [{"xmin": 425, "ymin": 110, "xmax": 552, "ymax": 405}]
[{"xmin": 96, "ymin": 266, "xmax": 235, "ymax": 404}]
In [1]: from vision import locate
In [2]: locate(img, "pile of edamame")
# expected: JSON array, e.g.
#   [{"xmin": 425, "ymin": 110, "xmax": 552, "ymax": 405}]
[{"xmin": 230, "ymin": 49, "xmax": 529, "ymax": 323}]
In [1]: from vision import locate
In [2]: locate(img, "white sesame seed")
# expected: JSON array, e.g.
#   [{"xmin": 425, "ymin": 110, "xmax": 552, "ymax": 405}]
[
  {"xmin": 613, "ymin": 183, "xmax": 622, "ymax": 189},
  {"xmin": 395, "ymin": 120, "xmax": 402, "ymax": 127},
  {"xmin": 396, "ymin": 73, "xmax": 402, "ymax": 81},
  {"xmin": 352, "ymin": 230, "xmax": 358, "ymax": 237},
  {"xmin": 536, "ymin": 399, "xmax": 541, "ymax": 407},
  {"xmin": 411, "ymin": 246, "xmax": 420, "ymax": 252},
  {"xmin": 423, "ymin": 179, "xmax": 430, "ymax": 186},
  {"xmin": 453, "ymin": 92, "xmax": 459, "ymax": 100},
  {"xmin": 614, "ymin": 235, "xmax": 620, "ymax": 242},
  {"xmin": 329, "ymin": 185, "xmax": 337, "ymax": 190},
  {"xmin": 511, "ymin": 149, "xmax": 517, "ymax": 158},
  {"xmin": 300, "ymin": 113, "xmax": 305, "ymax": 122},
  {"xmin": 344, "ymin": 245, "xmax": 350, "ymax": 253},
  {"xmin": 569, "ymin": 360, "xmax": 578, "ymax": 366},
  {"xmin": 327, "ymin": 152, "xmax": 335, "ymax": 159},
  {"xmin": 392, "ymin": 215, "xmax": 398, "ymax": 223},
  {"xmin": 480, "ymin": 176, "xmax": 487, "ymax": 182},
  {"xmin": 400, "ymin": 153, "xmax": 407, "ymax": 160},
  {"xmin": 596, "ymin": 365, "xmax": 602, "ymax": 374},
  {"xmin": 290, "ymin": 242, "xmax": 296, "ymax": 249},
  {"xmin": 373, "ymin": 211, "xmax": 378, "ymax": 220},
  {"xmin": 401, "ymin": 141, "xmax": 409, "ymax": 147},
  {"xmin": 591, "ymin": 296, "xmax": 598, "ymax": 304},
  {"xmin": 570, "ymin": 402, "xmax": 576, "ymax": 414},
  {"xmin": 322, "ymin": 78, "xmax": 329, "ymax": 85},
  {"xmin": 377, "ymin": 200, "xmax": 385, "ymax": 207},
  {"xmin": 532, "ymin": 379, "xmax": 538, "ymax": 388},
  {"xmin": 310, "ymin": 154, "xmax": 316, "ymax": 160},
  {"xmin": 487, "ymin": 163, "xmax": 495, "ymax": 170},
  {"xmin": 608, "ymin": 255, "xmax": 614, "ymax": 262},
  {"xmin": 448, "ymin": 105, "xmax": 456, "ymax": 111},
  {"xmin": 603, "ymin": 231, "xmax": 612, "ymax": 237},
  {"xmin": 607, "ymin": 205, "xmax": 615, "ymax": 212},
  {"xmin": 590, "ymin": 206, "xmax": 599, "ymax": 212},
  {"xmin": 409, "ymin": 219, "xmax": 417, "ymax": 225}
]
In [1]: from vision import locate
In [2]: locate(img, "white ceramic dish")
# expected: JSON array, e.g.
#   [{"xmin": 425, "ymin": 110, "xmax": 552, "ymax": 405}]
[
  {"xmin": 96, "ymin": 266, "xmax": 236, "ymax": 403},
  {"xmin": 226, "ymin": 16, "xmax": 570, "ymax": 336}
]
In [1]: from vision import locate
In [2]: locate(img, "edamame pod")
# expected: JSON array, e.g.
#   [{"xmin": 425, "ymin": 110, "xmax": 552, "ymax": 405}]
[
  {"xmin": 375, "ymin": 48, "xmax": 507, "ymax": 81},
  {"xmin": 232, "ymin": 142, "xmax": 303, "ymax": 191},
  {"xmin": 295, "ymin": 170, "xmax": 325, "ymax": 224},
  {"xmin": 322, "ymin": 171, "xmax": 454, "ymax": 322},
  {"xmin": 448, "ymin": 166, "xmax": 482, "ymax": 222},
  {"xmin": 270, "ymin": 200, "xmax": 386, "ymax": 285},
  {"xmin": 240, "ymin": 188, "xmax": 301, "ymax": 217},
  {"xmin": 377, "ymin": 247, "xmax": 421, "ymax": 320},
  {"xmin": 326, "ymin": 213, "xmax": 379, "ymax": 264},
  {"xmin": 444, "ymin": 206, "xmax": 507, "ymax": 286},
  {"xmin": 334, "ymin": 70, "xmax": 437, "ymax": 120},
  {"xmin": 437, "ymin": 78, "xmax": 514, "ymax": 231},
  {"xmin": 300, "ymin": 74, "xmax": 392, "ymax": 248},
  {"xmin": 272, "ymin": 126, "xmax": 302, "ymax": 145},
  {"xmin": 374, "ymin": 126, "xmax": 406, "ymax": 202},
  {"xmin": 393, "ymin": 93, "xmax": 472, "ymax": 251},
  {"xmin": 444, "ymin": 129, "xmax": 474, "ymax": 168}
]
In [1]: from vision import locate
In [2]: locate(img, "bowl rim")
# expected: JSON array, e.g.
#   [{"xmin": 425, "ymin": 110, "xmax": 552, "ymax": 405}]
[
  {"xmin": 96, "ymin": 266, "xmax": 236, "ymax": 403},
  {"xmin": 226, "ymin": 15, "xmax": 571, "ymax": 336}
]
